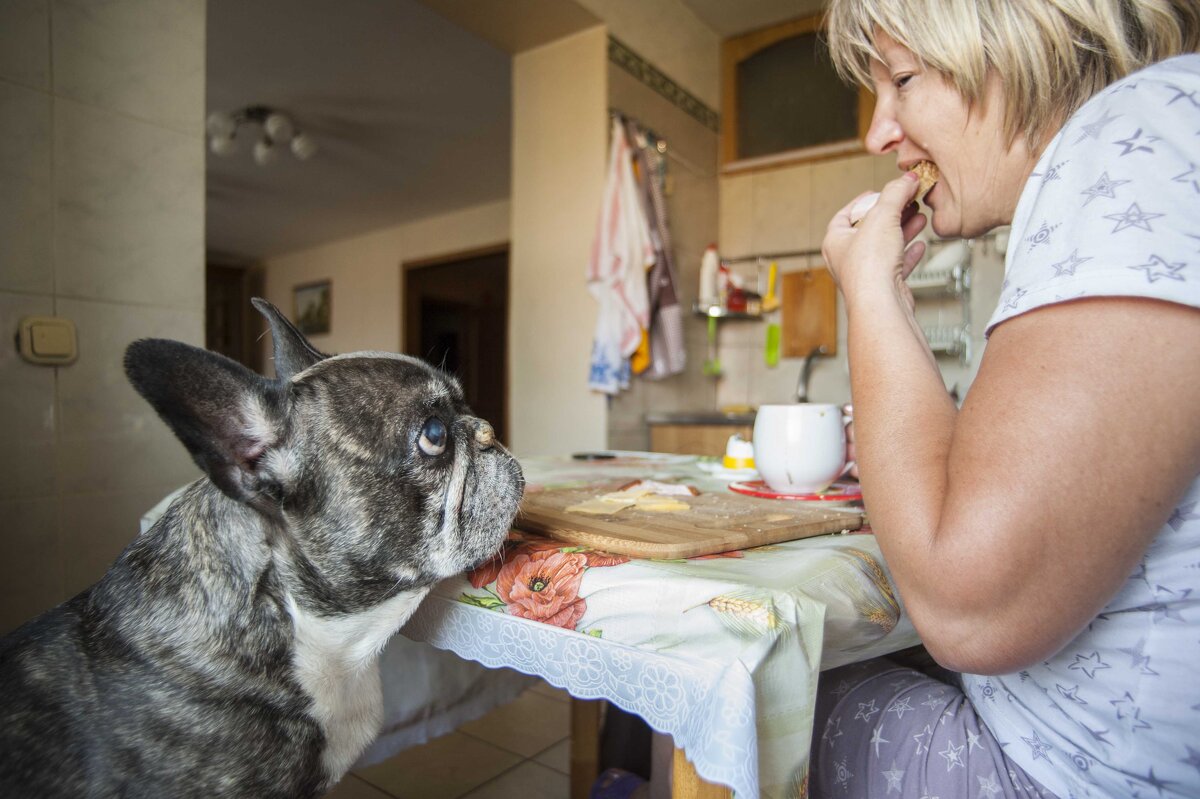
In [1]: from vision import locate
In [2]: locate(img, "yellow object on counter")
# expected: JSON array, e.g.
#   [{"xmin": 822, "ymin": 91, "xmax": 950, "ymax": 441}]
[{"xmin": 723, "ymin": 455, "xmax": 755, "ymax": 470}]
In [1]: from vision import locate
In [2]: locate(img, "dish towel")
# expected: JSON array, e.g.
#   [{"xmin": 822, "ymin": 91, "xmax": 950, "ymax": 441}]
[
  {"xmin": 626, "ymin": 121, "xmax": 686, "ymax": 379},
  {"xmin": 588, "ymin": 117, "xmax": 654, "ymax": 394}
]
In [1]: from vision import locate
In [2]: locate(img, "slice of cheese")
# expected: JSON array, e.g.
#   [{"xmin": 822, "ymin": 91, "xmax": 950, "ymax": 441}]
[{"xmin": 632, "ymin": 495, "xmax": 689, "ymax": 513}]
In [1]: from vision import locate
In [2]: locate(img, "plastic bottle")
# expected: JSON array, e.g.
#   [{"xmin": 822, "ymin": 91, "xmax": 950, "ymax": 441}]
[{"xmin": 699, "ymin": 244, "xmax": 720, "ymax": 309}]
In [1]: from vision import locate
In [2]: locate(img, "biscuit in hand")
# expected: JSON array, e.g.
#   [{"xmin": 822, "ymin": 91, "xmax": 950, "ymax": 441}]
[{"xmin": 849, "ymin": 161, "xmax": 939, "ymax": 227}]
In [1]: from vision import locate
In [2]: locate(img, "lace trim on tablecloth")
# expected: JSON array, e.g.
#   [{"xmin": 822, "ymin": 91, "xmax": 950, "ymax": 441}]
[{"xmin": 403, "ymin": 592, "xmax": 762, "ymax": 798}]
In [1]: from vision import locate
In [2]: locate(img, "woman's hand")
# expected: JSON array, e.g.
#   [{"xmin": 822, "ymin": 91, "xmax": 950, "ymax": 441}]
[{"xmin": 822, "ymin": 171, "xmax": 929, "ymax": 305}]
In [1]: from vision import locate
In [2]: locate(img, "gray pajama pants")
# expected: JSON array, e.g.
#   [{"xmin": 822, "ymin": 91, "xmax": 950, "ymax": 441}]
[{"xmin": 809, "ymin": 658, "xmax": 1059, "ymax": 798}]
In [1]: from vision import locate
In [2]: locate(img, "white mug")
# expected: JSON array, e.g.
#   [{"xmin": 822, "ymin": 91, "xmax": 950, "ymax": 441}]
[{"xmin": 753, "ymin": 403, "xmax": 853, "ymax": 494}]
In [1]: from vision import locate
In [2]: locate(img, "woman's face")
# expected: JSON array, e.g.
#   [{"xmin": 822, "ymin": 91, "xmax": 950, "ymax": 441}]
[{"xmin": 865, "ymin": 32, "xmax": 1038, "ymax": 238}]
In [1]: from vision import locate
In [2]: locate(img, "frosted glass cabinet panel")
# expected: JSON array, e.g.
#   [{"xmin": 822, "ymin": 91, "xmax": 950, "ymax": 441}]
[{"xmin": 722, "ymin": 16, "xmax": 873, "ymax": 172}]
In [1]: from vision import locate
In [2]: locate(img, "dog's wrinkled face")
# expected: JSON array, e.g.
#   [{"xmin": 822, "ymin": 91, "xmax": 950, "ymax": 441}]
[
  {"xmin": 124, "ymin": 300, "xmax": 521, "ymax": 617},
  {"xmin": 269, "ymin": 352, "xmax": 523, "ymax": 613}
]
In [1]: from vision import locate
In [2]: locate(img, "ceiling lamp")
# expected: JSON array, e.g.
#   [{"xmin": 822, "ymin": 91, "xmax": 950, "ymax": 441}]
[{"xmin": 206, "ymin": 105, "xmax": 318, "ymax": 166}]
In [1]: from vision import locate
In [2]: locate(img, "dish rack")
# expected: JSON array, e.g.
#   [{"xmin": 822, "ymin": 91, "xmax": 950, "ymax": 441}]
[{"xmin": 908, "ymin": 239, "xmax": 973, "ymax": 365}]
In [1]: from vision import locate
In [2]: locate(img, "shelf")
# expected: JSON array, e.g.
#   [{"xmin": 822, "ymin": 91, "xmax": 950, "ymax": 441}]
[
  {"xmin": 692, "ymin": 302, "xmax": 762, "ymax": 320},
  {"xmin": 908, "ymin": 237, "xmax": 972, "ymax": 299},
  {"xmin": 923, "ymin": 324, "xmax": 971, "ymax": 364},
  {"xmin": 907, "ymin": 263, "xmax": 970, "ymax": 298}
]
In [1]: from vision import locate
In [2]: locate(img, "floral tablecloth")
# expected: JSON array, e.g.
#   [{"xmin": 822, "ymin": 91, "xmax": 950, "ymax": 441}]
[{"xmin": 400, "ymin": 453, "xmax": 920, "ymax": 798}]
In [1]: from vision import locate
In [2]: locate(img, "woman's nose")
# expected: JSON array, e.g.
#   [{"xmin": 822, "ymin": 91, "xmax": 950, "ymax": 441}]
[{"xmin": 864, "ymin": 105, "xmax": 903, "ymax": 155}]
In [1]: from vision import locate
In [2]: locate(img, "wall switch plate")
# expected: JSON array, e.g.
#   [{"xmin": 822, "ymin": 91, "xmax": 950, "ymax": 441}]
[{"xmin": 17, "ymin": 316, "xmax": 78, "ymax": 365}]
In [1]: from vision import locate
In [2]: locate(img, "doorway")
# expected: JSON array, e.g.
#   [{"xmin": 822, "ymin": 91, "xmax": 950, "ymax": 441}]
[
  {"xmin": 403, "ymin": 246, "xmax": 509, "ymax": 444},
  {"xmin": 206, "ymin": 261, "xmax": 264, "ymax": 373}
]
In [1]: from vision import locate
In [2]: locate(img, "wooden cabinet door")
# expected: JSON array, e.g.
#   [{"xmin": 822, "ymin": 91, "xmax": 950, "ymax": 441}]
[{"xmin": 649, "ymin": 425, "xmax": 753, "ymax": 457}]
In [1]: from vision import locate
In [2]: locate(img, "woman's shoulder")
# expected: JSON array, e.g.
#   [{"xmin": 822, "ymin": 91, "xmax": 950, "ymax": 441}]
[
  {"xmin": 1064, "ymin": 53, "xmax": 1200, "ymax": 136},
  {"xmin": 988, "ymin": 55, "xmax": 1200, "ymax": 335}
]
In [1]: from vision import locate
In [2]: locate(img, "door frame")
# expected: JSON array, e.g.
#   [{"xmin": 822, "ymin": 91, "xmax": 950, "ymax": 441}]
[{"xmin": 400, "ymin": 241, "xmax": 510, "ymax": 440}]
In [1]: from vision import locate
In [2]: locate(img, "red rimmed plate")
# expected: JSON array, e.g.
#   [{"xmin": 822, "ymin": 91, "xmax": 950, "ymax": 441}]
[{"xmin": 728, "ymin": 480, "xmax": 863, "ymax": 503}]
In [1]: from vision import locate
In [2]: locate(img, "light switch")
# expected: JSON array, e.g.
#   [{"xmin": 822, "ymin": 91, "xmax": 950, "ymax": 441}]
[{"xmin": 18, "ymin": 316, "xmax": 77, "ymax": 365}]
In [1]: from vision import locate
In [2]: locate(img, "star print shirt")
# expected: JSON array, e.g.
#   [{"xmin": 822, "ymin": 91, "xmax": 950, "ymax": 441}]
[{"xmin": 967, "ymin": 54, "xmax": 1200, "ymax": 799}]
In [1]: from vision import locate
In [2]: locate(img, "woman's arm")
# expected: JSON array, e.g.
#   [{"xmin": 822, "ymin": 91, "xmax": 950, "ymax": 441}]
[{"xmin": 825, "ymin": 175, "xmax": 1200, "ymax": 675}]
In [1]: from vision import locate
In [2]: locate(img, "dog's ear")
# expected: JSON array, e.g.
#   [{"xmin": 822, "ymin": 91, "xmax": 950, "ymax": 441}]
[
  {"xmin": 251, "ymin": 297, "xmax": 326, "ymax": 381},
  {"xmin": 125, "ymin": 339, "xmax": 283, "ymax": 504}
]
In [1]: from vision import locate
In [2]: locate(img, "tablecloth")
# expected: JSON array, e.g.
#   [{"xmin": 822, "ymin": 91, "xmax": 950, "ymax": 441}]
[{"xmin": 401, "ymin": 453, "xmax": 920, "ymax": 798}]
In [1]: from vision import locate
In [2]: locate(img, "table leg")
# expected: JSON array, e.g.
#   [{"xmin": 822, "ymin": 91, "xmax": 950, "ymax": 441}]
[
  {"xmin": 570, "ymin": 697, "xmax": 602, "ymax": 799},
  {"xmin": 672, "ymin": 746, "xmax": 732, "ymax": 799}
]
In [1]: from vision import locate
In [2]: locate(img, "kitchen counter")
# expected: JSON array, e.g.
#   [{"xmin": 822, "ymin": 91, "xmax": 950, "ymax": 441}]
[{"xmin": 645, "ymin": 411, "xmax": 755, "ymax": 426}]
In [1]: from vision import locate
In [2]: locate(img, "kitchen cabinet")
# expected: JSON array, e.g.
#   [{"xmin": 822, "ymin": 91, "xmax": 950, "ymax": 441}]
[
  {"xmin": 721, "ymin": 15, "xmax": 873, "ymax": 171},
  {"xmin": 647, "ymin": 413, "xmax": 755, "ymax": 457}
]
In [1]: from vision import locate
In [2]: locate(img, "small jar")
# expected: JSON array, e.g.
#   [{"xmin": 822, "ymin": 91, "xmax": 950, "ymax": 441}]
[{"xmin": 726, "ymin": 287, "xmax": 747, "ymax": 313}]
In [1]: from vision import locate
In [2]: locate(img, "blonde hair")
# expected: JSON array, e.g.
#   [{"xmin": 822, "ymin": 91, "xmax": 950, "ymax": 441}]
[{"xmin": 825, "ymin": 0, "xmax": 1200, "ymax": 147}]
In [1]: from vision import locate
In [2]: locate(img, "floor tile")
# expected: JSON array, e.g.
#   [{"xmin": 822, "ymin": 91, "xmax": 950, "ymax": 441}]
[
  {"xmin": 458, "ymin": 761, "xmax": 570, "ymax": 799},
  {"xmin": 532, "ymin": 738, "xmax": 570, "ymax": 774},
  {"xmin": 353, "ymin": 731, "xmax": 521, "ymax": 799},
  {"xmin": 322, "ymin": 774, "xmax": 396, "ymax": 799},
  {"xmin": 528, "ymin": 679, "xmax": 571, "ymax": 703},
  {"xmin": 458, "ymin": 688, "xmax": 571, "ymax": 758}
]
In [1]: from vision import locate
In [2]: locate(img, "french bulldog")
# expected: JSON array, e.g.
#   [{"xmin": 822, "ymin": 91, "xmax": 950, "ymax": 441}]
[{"xmin": 0, "ymin": 299, "xmax": 523, "ymax": 798}]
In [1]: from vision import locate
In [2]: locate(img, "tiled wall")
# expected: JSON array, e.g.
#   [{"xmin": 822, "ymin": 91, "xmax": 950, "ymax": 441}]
[
  {"xmin": 714, "ymin": 153, "xmax": 1006, "ymax": 412},
  {"xmin": 0, "ymin": 0, "xmax": 206, "ymax": 633},
  {"xmin": 606, "ymin": 141, "xmax": 1007, "ymax": 450},
  {"xmin": 604, "ymin": 60, "xmax": 720, "ymax": 452}
]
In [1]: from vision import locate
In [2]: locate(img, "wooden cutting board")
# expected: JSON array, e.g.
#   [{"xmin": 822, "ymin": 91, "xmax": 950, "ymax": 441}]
[
  {"xmin": 782, "ymin": 268, "xmax": 838, "ymax": 357},
  {"xmin": 514, "ymin": 483, "xmax": 862, "ymax": 559}
]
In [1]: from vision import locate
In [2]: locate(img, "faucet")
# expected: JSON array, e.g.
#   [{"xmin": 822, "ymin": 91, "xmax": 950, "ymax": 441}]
[{"xmin": 795, "ymin": 346, "xmax": 828, "ymax": 403}]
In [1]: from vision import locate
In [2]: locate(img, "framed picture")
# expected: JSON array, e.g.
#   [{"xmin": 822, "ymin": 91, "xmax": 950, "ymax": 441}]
[{"xmin": 293, "ymin": 280, "xmax": 331, "ymax": 335}]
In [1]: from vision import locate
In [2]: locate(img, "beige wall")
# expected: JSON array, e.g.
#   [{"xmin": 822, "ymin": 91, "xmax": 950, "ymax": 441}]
[
  {"xmin": 509, "ymin": 27, "xmax": 609, "ymax": 457},
  {"xmin": 261, "ymin": 199, "xmax": 510, "ymax": 364},
  {"xmin": 577, "ymin": 0, "xmax": 719, "ymax": 108},
  {"xmin": 716, "ymin": 155, "xmax": 1005, "ymax": 410},
  {"xmin": 0, "ymin": 0, "xmax": 206, "ymax": 633}
]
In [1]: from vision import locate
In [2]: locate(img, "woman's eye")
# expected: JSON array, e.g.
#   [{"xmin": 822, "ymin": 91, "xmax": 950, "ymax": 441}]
[
  {"xmin": 893, "ymin": 74, "xmax": 913, "ymax": 89},
  {"xmin": 418, "ymin": 417, "xmax": 448, "ymax": 456}
]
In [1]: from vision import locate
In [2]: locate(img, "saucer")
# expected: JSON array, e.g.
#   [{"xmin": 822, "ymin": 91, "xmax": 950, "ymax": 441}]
[{"xmin": 728, "ymin": 480, "xmax": 862, "ymax": 503}]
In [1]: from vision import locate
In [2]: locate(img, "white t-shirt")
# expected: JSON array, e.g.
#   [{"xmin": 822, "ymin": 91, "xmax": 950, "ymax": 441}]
[{"xmin": 961, "ymin": 55, "xmax": 1200, "ymax": 799}]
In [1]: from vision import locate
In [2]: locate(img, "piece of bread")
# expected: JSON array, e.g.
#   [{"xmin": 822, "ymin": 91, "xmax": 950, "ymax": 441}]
[
  {"xmin": 849, "ymin": 161, "xmax": 939, "ymax": 226},
  {"xmin": 912, "ymin": 160, "xmax": 939, "ymax": 199}
]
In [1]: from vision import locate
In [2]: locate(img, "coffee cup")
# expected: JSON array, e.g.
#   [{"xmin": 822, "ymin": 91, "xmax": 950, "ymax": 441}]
[{"xmin": 752, "ymin": 403, "xmax": 853, "ymax": 494}]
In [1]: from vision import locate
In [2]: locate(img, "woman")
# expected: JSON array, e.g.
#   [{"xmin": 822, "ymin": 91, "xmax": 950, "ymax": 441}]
[{"xmin": 813, "ymin": 1, "xmax": 1200, "ymax": 797}]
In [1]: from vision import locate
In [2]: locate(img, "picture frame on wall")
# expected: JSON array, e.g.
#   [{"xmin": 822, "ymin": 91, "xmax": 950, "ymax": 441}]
[{"xmin": 293, "ymin": 280, "xmax": 331, "ymax": 335}]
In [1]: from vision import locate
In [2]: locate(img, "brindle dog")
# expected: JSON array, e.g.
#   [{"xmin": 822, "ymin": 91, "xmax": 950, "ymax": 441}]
[{"xmin": 0, "ymin": 299, "xmax": 523, "ymax": 798}]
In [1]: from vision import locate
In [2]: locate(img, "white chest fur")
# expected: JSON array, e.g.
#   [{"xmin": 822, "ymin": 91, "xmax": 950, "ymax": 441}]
[{"xmin": 286, "ymin": 588, "xmax": 430, "ymax": 783}]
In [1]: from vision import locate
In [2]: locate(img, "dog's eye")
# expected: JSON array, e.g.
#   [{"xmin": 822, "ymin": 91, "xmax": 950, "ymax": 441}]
[{"xmin": 418, "ymin": 417, "xmax": 448, "ymax": 456}]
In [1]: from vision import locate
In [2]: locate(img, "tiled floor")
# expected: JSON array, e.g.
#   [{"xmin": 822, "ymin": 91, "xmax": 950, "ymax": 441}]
[{"xmin": 323, "ymin": 681, "xmax": 574, "ymax": 799}]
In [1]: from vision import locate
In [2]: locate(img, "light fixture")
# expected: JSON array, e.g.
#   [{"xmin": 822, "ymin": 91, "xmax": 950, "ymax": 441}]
[{"xmin": 206, "ymin": 105, "xmax": 318, "ymax": 165}]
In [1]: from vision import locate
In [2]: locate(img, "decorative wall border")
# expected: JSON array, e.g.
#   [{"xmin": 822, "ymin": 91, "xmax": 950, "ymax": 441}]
[{"xmin": 607, "ymin": 36, "xmax": 720, "ymax": 133}]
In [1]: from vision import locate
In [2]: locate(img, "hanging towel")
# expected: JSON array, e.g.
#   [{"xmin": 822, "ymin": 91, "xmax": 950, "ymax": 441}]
[
  {"xmin": 587, "ymin": 118, "xmax": 654, "ymax": 395},
  {"xmin": 625, "ymin": 122, "xmax": 686, "ymax": 379}
]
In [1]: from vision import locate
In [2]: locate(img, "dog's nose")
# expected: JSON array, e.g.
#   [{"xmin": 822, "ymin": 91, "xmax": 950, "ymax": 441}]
[{"xmin": 474, "ymin": 420, "xmax": 495, "ymax": 449}]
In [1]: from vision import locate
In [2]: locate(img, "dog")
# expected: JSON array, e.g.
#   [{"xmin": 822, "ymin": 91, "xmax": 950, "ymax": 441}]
[{"xmin": 0, "ymin": 298, "xmax": 524, "ymax": 798}]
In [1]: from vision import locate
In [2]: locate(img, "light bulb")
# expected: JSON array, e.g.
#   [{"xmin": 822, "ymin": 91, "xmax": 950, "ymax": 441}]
[
  {"xmin": 264, "ymin": 112, "xmax": 294, "ymax": 143},
  {"xmin": 210, "ymin": 133, "xmax": 239, "ymax": 156},
  {"xmin": 205, "ymin": 111, "xmax": 236, "ymax": 139},
  {"xmin": 290, "ymin": 132, "xmax": 318, "ymax": 161},
  {"xmin": 253, "ymin": 138, "xmax": 278, "ymax": 166}
]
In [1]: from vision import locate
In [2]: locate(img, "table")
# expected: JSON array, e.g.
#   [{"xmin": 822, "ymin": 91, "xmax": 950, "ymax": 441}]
[{"xmin": 400, "ymin": 453, "xmax": 920, "ymax": 798}]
